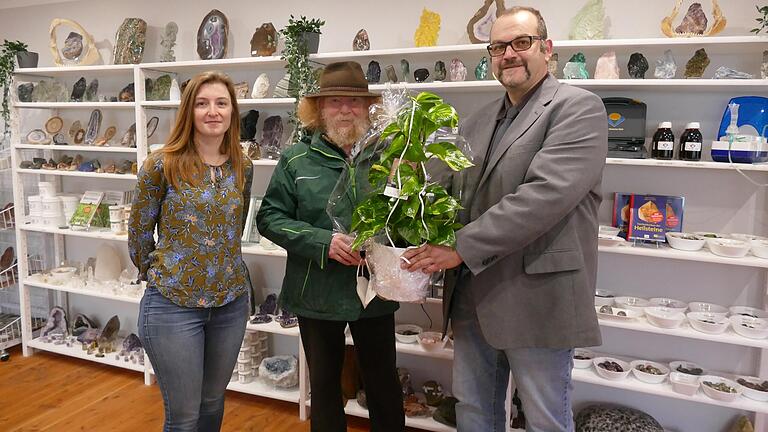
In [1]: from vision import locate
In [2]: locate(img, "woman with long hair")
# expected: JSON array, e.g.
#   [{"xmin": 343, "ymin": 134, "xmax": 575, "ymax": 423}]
[{"xmin": 128, "ymin": 70, "xmax": 253, "ymax": 432}]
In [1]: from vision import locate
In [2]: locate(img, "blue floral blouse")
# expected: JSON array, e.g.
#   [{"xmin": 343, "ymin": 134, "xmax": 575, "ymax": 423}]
[{"xmin": 128, "ymin": 154, "xmax": 253, "ymax": 308}]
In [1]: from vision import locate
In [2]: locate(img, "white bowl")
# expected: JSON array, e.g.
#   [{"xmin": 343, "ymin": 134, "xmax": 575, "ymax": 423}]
[
  {"xmin": 669, "ymin": 372, "xmax": 700, "ymax": 396},
  {"xmin": 729, "ymin": 315, "xmax": 768, "ymax": 339},
  {"xmin": 729, "ymin": 306, "xmax": 768, "ymax": 319},
  {"xmin": 645, "ymin": 306, "xmax": 686, "ymax": 329},
  {"xmin": 751, "ymin": 239, "xmax": 768, "ymax": 259},
  {"xmin": 599, "ymin": 225, "xmax": 621, "ymax": 237},
  {"xmin": 614, "ymin": 296, "xmax": 650, "ymax": 316},
  {"xmin": 595, "ymin": 305, "xmax": 642, "ymax": 321},
  {"xmin": 699, "ymin": 375, "xmax": 743, "ymax": 402},
  {"xmin": 735, "ymin": 376, "xmax": 768, "ymax": 402},
  {"xmin": 669, "ymin": 361, "xmax": 707, "ymax": 377},
  {"xmin": 649, "ymin": 297, "xmax": 688, "ymax": 313},
  {"xmin": 707, "ymin": 238, "xmax": 750, "ymax": 258},
  {"xmin": 573, "ymin": 348, "xmax": 595, "ymax": 369},
  {"xmin": 686, "ymin": 312, "xmax": 730, "ymax": 334},
  {"xmin": 666, "ymin": 232, "xmax": 705, "ymax": 251},
  {"xmin": 49, "ymin": 266, "xmax": 76, "ymax": 284},
  {"xmin": 594, "ymin": 289, "xmax": 615, "ymax": 307},
  {"xmin": 694, "ymin": 231, "xmax": 728, "ymax": 240},
  {"xmin": 593, "ymin": 357, "xmax": 631, "ymax": 381},
  {"xmin": 598, "ymin": 234, "xmax": 626, "ymax": 247},
  {"xmin": 730, "ymin": 233, "xmax": 767, "ymax": 242},
  {"xmin": 687, "ymin": 302, "xmax": 728, "ymax": 318},
  {"xmin": 394, "ymin": 324, "xmax": 422, "ymax": 344},
  {"xmin": 418, "ymin": 331, "xmax": 444, "ymax": 352},
  {"xmin": 630, "ymin": 360, "xmax": 670, "ymax": 384}
]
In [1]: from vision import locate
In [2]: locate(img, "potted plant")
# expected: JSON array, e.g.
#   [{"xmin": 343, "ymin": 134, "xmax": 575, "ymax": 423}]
[
  {"xmin": 751, "ymin": 5, "xmax": 768, "ymax": 34},
  {"xmin": 347, "ymin": 91, "xmax": 473, "ymax": 301},
  {"xmin": 280, "ymin": 15, "xmax": 324, "ymax": 143},
  {"xmin": 1, "ymin": 40, "xmax": 34, "ymax": 136},
  {"xmin": 281, "ymin": 15, "xmax": 325, "ymax": 55}
]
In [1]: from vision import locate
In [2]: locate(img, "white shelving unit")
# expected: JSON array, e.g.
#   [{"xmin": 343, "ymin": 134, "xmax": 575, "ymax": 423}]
[
  {"xmin": 26, "ymin": 335, "xmax": 145, "ymax": 373},
  {"xmin": 9, "ymin": 33, "xmax": 768, "ymax": 431}
]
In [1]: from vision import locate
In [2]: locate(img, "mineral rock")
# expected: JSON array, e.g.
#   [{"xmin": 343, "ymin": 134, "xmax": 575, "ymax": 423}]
[
  {"xmin": 62, "ymin": 32, "xmax": 83, "ymax": 60},
  {"xmin": 414, "ymin": 8, "xmax": 440, "ymax": 47},
  {"xmin": 627, "ymin": 52, "xmax": 649, "ymax": 79},
  {"xmin": 160, "ymin": 22, "xmax": 178, "ymax": 62},
  {"xmin": 547, "ymin": 53, "xmax": 559, "ymax": 77},
  {"xmin": 352, "ymin": 29, "xmax": 370, "ymax": 51},
  {"xmin": 594, "ymin": 52, "xmax": 619, "ymax": 79},
  {"xmin": 713, "ymin": 66, "xmax": 753, "ymax": 79},
  {"xmin": 84, "ymin": 109, "xmax": 102, "ymax": 146},
  {"xmin": 475, "ymin": 56, "xmax": 488, "ymax": 80},
  {"xmin": 563, "ymin": 62, "xmax": 589, "ymax": 79},
  {"xmin": 654, "ymin": 50, "xmax": 677, "ymax": 79},
  {"xmin": 17, "ymin": 83, "xmax": 33, "ymax": 102},
  {"xmin": 684, "ymin": 48, "xmax": 710, "ymax": 78},
  {"xmin": 400, "ymin": 59, "xmax": 410, "ymax": 82},
  {"xmin": 569, "ymin": 0, "xmax": 605, "ymax": 40},
  {"xmin": 366, "ymin": 61, "xmax": 381, "ymax": 83},
  {"xmin": 119, "ymin": 83, "xmax": 135, "ymax": 102},
  {"xmin": 450, "ymin": 58, "xmax": 467, "ymax": 81},
  {"xmin": 575, "ymin": 405, "xmax": 663, "ymax": 432},
  {"xmin": 434, "ymin": 60, "xmax": 446, "ymax": 81},
  {"xmin": 250, "ymin": 22, "xmax": 277, "ymax": 56},
  {"xmin": 113, "ymin": 18, "xmax": 147, "ymax": 64},
  {"xmin": 240, "ymin": 110, "xmax": 260, "ymax": 141},
  {"xmin": 70, "ymin": 77, "xmax": 86, "ymax": 102},
  {"xmin": 252, "ymin": 73, "xmax": 270, "ymax": 98},
  {"xmin": 762, "ymin": 50, "xmax": 768, "ymax": 80},
  {"xmin": 414, "ymin": 68, "xmax": 430, "ymax": 82},
  {"xmin": 385, "ymin": 65, "xmax": 398, "ymax": 83},
  {"xmin": 675, "ymin": 2, "xmax": 708, "ymax": 35},
  {"xmin": 85, "ymin": 78, "xmax": 98, "ymax": 102}
]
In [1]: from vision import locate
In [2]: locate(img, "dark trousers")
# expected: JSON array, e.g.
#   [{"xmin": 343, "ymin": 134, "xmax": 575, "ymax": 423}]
[{"xmin": 299, "ymin": 313, "xmax": 405, "ymax": 432}]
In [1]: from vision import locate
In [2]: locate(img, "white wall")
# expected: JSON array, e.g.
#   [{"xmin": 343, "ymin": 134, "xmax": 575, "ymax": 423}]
[{"xmin": 2, "ymin": 1, "xmax": 766, "ymax": 431}]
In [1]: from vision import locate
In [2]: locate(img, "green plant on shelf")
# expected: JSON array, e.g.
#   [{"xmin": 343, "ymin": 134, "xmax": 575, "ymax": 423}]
[
  {"xmin": 752, "ymin": 5, "xmax": 768, "ymax": 34},
  {"xmin": 0, "ymin": 39, "xmax": 28, "ymax": 135},
  {"xmin": 280, "ymin": 15, "xmax": 325, "ymax": 143}
]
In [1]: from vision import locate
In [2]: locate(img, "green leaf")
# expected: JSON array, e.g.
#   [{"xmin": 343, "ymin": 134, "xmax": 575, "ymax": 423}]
[
  {"xmin": 426, "ymin": 195, "xmax": 461, "ymax": 215},
  {"xmin": 403, "ymin": 196, "xmax": 422, "ymax": 219},
  {"xmin": 368, "ymin": 163, "xmax": 390, "ymax": 188},
  {"xmin": 426, "ymin": 142, "xmax": 475, "ymax": 171},
  {"xmin": 427, "ymin": 103, "xmax": 459, "ymax": 128},
  {"xmin": 431, "ymin": 225, "xmax": 457, "ymax": 246},
  {"xmin": 381, "ymin": 134, "xmax": 406, "ymax": 162},
  {"xmin": 380, "ymin": 122, "xmax": 401, "ymax": 140}
]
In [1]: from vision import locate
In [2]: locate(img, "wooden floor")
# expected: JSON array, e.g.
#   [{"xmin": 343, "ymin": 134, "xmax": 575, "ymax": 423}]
[{"xmin": 0, "ymin": 346, "xmax": 403, "ymax": 432}]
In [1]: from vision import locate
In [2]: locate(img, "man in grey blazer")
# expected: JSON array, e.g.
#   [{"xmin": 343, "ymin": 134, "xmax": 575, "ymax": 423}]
[{"xmin": 402, "ymin": 6, "xmax": 606, "ymax": 432}]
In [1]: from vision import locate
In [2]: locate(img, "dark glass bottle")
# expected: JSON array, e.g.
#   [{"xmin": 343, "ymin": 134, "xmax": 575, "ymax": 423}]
[
  {"xmin": 651, "ymin": 122, "xmax": 675, "ymax": 160},
  {"xmin": 679, "ymin": 122, "xmax": 703, "ymax": 161}
]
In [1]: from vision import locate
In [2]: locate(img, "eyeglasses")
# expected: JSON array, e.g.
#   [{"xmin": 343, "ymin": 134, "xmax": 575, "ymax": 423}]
[{"xmin": 486, "ymin": 36, "xmax": 544, "ymax": 57}]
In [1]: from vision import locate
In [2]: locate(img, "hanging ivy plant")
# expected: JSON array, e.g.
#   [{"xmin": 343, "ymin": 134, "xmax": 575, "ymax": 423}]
[
  {"xmin": 280, "ymin": 15, "xmax": 325, "ymax": 143},
  {"xmin": 0, "ymin": 39, "xmax": 28, "ymax": 134},
  {"xmin": 350, "ymin": 92, "xmax": 473, "ymax": 250}
]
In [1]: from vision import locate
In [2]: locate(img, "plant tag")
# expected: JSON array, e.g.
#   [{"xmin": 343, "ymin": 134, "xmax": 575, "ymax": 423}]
[
  {"xmin": 356, "ymin": 263, "xmax": 376, "ymax": 307},
  {"xmin": 383, "ymin": 185, "xmax": 402, "ymax": 199}
]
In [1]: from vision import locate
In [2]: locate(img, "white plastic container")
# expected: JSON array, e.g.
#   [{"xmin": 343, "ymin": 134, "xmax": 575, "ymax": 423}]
[
  {"xmin": 238, "ymin": 371, "xmax": 253, "ymax": 384},
  {"xmin": 59, "ymin": 195, "xmax": 79, "ymax": 222},
  {"xmin": 108, "ymin": 205, "xmax": 123, "ymax": 222},
  {"xmin": 27, "ymin": 195, "xmax": 42, "ymax": 215},
  {"xmin": 41, "ymin": 196, "xmax": 62, "ymax": 215},
  {"xmin": 110, "ymin": 221, "xmax": 125, "ymax": 234},
  {"xmin": 38, "ymin": 181, "xmax": 55, "ymax": 198},
  {"xmin": 42, "ymin": 214, "xmax": 65, "ymax": 227}
]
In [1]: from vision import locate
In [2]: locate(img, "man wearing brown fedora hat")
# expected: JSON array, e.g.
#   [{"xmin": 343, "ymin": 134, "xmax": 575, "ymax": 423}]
[{"xmin": 257, "ymin": 61, "xmax": 405, "ymax": 431}]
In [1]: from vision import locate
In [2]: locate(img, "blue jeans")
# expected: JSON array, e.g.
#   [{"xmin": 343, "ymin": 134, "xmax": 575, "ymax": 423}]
[
  {"xmin": 138, "ymin": 287, "xmax": 248, "ymax": 432},
  {"xmin": 452, "ymin": 286, "xmax": 574, "ymax": 432}
]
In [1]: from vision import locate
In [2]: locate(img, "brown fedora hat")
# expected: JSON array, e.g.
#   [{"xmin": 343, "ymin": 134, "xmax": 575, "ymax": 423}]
[{"xmin": 305, "ymin": 61, "xmax": 378, "ymax": 98}]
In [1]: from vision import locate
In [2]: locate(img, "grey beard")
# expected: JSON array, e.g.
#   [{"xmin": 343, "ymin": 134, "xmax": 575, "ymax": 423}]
[{"xmin": 322, "ymin": 119, "xmax": 370, "ymax": 149}]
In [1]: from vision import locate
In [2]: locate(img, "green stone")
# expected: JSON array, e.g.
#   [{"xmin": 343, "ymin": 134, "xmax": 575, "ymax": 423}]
[
  {"xmin": 684, "ymin": 48, "xmax": 710, "ymax": 78},
  {"xmin": 475, "ymin": 56, "xmax": 488, "ymax": 80},
  {"xmin": 569, "ymin": 0, "xmax": 605, "ymax": 40},
  {"xmin": 569, "ymin": 52, "xmax": 586, "ymax": 63},
  {"xmin": 150, "ymin": 74, "xmax": 172, "ymax": 101},
  {"xmin": 563, "ymin": 62, "xmax": 589, "ymax": 79}
]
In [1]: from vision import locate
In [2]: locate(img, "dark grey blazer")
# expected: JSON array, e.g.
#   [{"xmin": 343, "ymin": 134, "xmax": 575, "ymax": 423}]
[{"xmin": 443, "ymin": 74, "xmax": 606, "ymax": 350}]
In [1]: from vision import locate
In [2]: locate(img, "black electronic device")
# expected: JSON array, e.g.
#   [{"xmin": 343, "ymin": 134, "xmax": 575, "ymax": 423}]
[{"xmin": 602, "ymin": 97, "xmax": 647, "ymax": 159}]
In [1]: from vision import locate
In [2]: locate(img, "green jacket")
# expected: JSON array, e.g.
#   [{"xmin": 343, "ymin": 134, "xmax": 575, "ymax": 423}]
[{"xmin": 256, "ymin": 131, "xmax": 399, "ymax": 321}]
